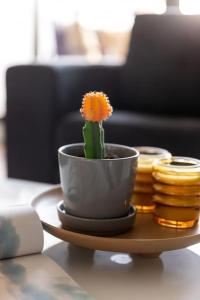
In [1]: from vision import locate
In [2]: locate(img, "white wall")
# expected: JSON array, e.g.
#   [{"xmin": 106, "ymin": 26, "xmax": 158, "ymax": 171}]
[{"xmin": 0, "ymin": 0, "xmax": 34, "ymax": 117}]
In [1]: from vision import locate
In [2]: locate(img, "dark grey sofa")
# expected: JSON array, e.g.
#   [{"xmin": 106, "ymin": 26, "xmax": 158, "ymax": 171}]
[{"xmin": 6, "ymin": 14, "xmax": 200, "ymax": 183}]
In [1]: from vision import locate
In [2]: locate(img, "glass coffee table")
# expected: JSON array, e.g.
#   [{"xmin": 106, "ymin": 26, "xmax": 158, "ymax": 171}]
[{"xmin": 1, "ymin": 178, "xmax": 200, "ymax": 300}]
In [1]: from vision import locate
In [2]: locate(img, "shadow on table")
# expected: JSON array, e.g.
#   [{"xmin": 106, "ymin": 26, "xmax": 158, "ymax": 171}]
[
  {"xmin": 44, "ymin": 243, "xmax": 200, "ymax": 300},
  {"xmin": 44, "ymin": 241, "xmax": 164, "ymax": 281}
]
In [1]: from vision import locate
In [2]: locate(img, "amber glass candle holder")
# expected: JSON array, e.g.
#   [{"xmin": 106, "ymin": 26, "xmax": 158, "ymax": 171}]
[
  {"xmin": 131, "ymin": 193, "xmax": 155, "ymax": 213},
  {"xmin": 131, "ymin": 147, "xmax": 171, "ymax": 213},
  {"xmin": 153, "ymin": 156, "xmax": 200, "ymax": 229},
  {"xmin": 136, "ymin": 147, "xmax": 172, "ymax": 174}
]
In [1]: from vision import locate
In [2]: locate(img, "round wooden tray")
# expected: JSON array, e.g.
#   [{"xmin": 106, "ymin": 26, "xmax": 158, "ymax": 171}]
[{"xmin": 32, "ymin": 186, "xmax": 200, "ymax": 256}]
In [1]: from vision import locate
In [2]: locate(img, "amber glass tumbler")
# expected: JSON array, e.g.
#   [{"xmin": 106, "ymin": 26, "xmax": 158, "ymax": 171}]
[
  {"xmin": 131, "ymin": 147, "xmax": 171, "ymax": 213},
  {"xmin": 153, "ymin": 156, "xmax": 200, "ymax": 228}
]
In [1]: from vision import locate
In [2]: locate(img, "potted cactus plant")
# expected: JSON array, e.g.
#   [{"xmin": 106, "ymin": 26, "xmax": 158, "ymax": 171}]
[{"xmin": 58, "ymin": 92, "xmax": 138, "ymax": 235}]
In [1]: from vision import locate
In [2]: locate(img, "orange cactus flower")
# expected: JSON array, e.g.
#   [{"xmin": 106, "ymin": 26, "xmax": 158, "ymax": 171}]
[{"xmin": 80, "ymin": 91, "xmax": 113, "ymax": 122}]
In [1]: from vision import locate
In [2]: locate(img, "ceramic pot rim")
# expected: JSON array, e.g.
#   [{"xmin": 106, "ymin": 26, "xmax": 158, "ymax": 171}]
[{"xmin": 58, "ymin": 143, "xmax": 139, "ymax": 161}]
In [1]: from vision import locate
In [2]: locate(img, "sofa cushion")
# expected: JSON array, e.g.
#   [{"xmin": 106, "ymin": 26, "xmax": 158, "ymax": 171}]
[{"xmin": 56, "ymin": 110, "xmax": 200, "ymax": 159}]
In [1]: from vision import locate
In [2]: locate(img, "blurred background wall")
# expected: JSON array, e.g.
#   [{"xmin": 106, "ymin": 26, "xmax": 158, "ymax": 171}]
[{"xmin": 0, "ymin": 0, "xmax": 199, "ymax": 118}]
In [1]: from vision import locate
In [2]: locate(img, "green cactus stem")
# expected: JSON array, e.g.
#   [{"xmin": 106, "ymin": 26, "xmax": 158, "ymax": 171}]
[{"xmin": 83, "ymin": 121, "xmax": 106, "ymax": 159}]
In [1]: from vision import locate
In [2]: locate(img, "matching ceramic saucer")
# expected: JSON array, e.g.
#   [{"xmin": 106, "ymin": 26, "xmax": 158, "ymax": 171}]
[{"xmin": 57, "ymin": 201, "xmax": 136, "ymax": 236}]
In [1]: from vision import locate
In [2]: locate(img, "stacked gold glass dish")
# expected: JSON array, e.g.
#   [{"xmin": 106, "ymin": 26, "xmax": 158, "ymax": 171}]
[
  {"xmin": 131, "ymin": 147, "xmax": 171, "ymax": 213},
  {"xmin": 153, "ymin": 157, "xmax": 200, "ymax": 228}
]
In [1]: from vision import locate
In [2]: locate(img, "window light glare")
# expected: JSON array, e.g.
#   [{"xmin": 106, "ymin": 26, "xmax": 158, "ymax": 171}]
[{"xmin": 180, "ymin": 0, "xmax": 200, "ymax": 15}]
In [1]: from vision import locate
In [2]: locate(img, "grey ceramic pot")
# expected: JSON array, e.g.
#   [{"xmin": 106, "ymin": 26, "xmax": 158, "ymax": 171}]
[{"xmin": 58, "ymin": 143, "xmax": 139, "ymax": 219}]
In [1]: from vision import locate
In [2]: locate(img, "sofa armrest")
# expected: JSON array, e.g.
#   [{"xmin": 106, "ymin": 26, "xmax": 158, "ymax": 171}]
[{"xmin": 6, "ymin": 63, "xmax": 122, "ymax": 183}]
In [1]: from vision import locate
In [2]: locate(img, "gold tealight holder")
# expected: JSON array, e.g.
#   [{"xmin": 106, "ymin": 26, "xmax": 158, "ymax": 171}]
[
  {"xmin": 131, "ymin": 146, "xmax": 171, "ymax": 213},
  {"xmin": 131, "ymin": 193, "xmax": 155, "ymax": 213},
  {"xmin": 153, "ymin": 156, "xmax": 200, "ymax": 229}
]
